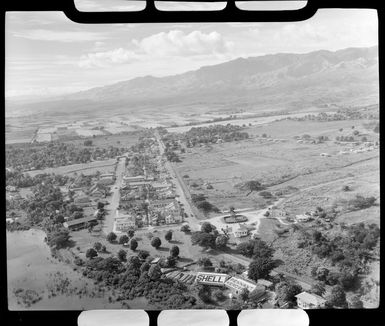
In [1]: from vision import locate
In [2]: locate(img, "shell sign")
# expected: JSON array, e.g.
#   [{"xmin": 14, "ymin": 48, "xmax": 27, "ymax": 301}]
[{"xmin": 196, "ymin": 272, "xmax": 229, "ymax": 286}]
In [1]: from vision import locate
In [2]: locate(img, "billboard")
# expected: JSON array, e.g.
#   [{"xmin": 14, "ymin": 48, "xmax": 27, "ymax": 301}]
[{"xmin": 195, "ymin": 272, "xmax": 229, "ymax": 286}]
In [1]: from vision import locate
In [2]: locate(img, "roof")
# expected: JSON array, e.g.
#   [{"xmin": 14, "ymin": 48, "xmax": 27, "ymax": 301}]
[
  {"xmin": 225, "ymin": 276, "xmax": 263, "ymax": 293},
  {"xmin": 295, "ymin": 291, "xmax": 326, "ymax": 305},
  {"xmin": 63, "ymin": 216, "xmax": 97, "ymax": 227},
  {"xmin": 257, "ymin": 279, "xmax": 273, "ymax": 287}
]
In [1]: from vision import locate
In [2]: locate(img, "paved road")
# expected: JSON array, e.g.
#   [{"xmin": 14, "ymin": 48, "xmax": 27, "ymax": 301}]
[
  {"xmin": 102, "ymin": 156, "xmax": 127, "ymax": 235},
  {"xmin": 154, "ymin": 130, "xmax": 202, "ymax": 231}
]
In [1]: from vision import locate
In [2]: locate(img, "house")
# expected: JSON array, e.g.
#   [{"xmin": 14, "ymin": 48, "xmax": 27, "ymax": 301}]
[
  {"xmin": 74, "ymin": 195, "xmax": 92, "ymax": 207},
  {"xmin": 114, "ymin": 216, "xmax": 136, "ymax": 232},
  {"xmin": 63, "ymin": 216, "xmax": 97, "ymax": 231},
  {"xmin": 6, "ymin": 185, "xmax": 18, "ymax": 192},
  {"xmin": 196, "ymin": 272, "xmax": 229, "ymax": 286},
  {"xmin": 234, "ymin": 225, "xmax": 249, "ymax": 238},
  {"xmin": 123, "ymin": 175, "xmax": 146, "ymax": 183},
  {"xmin": 165, "ymin": 214, "xmax": 182, "ymax": 224},
  {"xmin": 151, "ymin": 257, "xmax": 161, "ymax": 264},
  {"xmin": 296, "ymin": 214, "xmax": 312, "ymax": 222},
  {"xmin": 225, "ymin": 276, "xmax": 264, "ymax": 295},
  {"xmin": 295, "ymin": 291, "xmax": 326, "ymax": 309},
  {"xmin": 269, "ymin": 209, "xmax": 287, "ymax": 218}
]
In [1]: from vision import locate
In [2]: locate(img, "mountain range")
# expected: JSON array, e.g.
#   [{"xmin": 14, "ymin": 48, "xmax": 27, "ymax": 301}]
[{"xmin": 7, "ymin": 46, "xmax": 379, "ymax": 118}]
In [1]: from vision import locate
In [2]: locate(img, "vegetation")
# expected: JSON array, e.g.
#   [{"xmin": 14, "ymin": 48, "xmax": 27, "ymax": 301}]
[
  {"xmin": 151, "ymin": 237, "xmax": 162, "ymax": 249},
  {"xmin": 165, "ymin": 230, "xmax": 173, "ymax": 242},
  {"xmin": 170, "ymin": 245, "xmax": 180, "ymax": 258},
  {"xmin": 106, "ymin": 232, "xmax": 117, "ymax": 243},
  {"xmin": 326, "ymin": 285, "xmax": 348, "ymax": 308},
  {"xmin": 276, "ymin": 280, "xmax": 303, "ymax": 308},
  {"xmin": 130, "ymin": 239, "xmax": 138, "ymax": 251},
  {"xmin": 6, "ymin": 142, "xmax": 126, "ymax": 171}
]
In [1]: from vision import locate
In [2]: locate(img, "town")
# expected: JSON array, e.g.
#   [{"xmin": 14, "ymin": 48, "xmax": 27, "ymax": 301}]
[{"xmin": 6, "ymin": 108, "xmax": 380, "ymax": 310}]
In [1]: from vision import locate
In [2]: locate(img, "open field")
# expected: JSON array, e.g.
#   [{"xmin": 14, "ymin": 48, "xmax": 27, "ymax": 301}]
[{"xmin": 175, "ymin": 119, "xmax": 379, "ymax": 214}]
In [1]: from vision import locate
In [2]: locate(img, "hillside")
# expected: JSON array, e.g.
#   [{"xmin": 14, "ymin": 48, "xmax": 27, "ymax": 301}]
[{"xmin": 7, "ymin": 46, "xmax": 379, "ymax": 118}]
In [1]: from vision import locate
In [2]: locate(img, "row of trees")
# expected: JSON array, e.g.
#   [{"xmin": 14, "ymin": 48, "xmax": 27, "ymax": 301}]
[{"xmin": 6, "ymin": 142, "xmax": 127, "ymax": 171}]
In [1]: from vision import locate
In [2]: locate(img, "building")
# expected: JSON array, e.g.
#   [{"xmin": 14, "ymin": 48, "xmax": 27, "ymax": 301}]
[
  {"xmin": 195, "ymin": 272, "xmax": 229, "ymax": 286},
  {"xmin": 295, "ymin": 291, "xmax": 326, "ymax": 309},
  {"xmin": 74, "ymin": 193, "xmax": 92, "ymax": 207},
  {"xmin": 234, "ymin": 225, "xmax": 249, "ymax": 238},
  {"xmin": 114, "ymin": 216, "xmax": 136, "ymax": 232},
  {"xmin": 295, "ymin": 213, "xmax": 312, "ymax": 222},
  {"xmin": 257, "ymin": 279, "xmax": 274, "ymax": 289},
  {"xmin": 269, "ymin": 209, "xmax": 287, "ymax": 218},
  {"xmin": 225, "ymin": 276, "xmax": 265, "ymax": 295},
  {"xmin": 63, "ymin": 216, "xmax": 97, "ymax": 231},
  {"xmin": 6, "ymin": 185, "xmax": 18, "ymax": 192},
  {"xmin": 165, "ymin": 214, "xmax": 182, "ymax": 224},
  {"xmin": 123, "ymin": 175, "xmax": 146, "ymax": 183}
]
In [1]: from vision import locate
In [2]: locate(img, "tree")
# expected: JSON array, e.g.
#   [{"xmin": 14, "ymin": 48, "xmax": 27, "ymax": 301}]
[
  {"xmin": 93, "ymin": 242, "xmax": 103, "ymax": 252},
  {"xmin": 127, "ymin": 255, "xmax": 142, "ymax": 272},
  {"xmin": 201, "ymin": 222, "xmax": 214, "ymax": 233},
  {"xmin": 117, "ymin": 249, "xmax": 127, "ymax": 262},
  {"xmin": 180, "ymin": 224, "xmax": 191, "ymax": 233},
  {"xmin": 191, "ymin": 232, "xmax": 216, "ymax": 249},
  {"xmin": 276, "ymin": 281, "xmax": 302, "ymax": 307},
  {"xmin": 215, "ymin": 234, "xmax": 228, "ymax": 249},
  {"xmin": 106, "ymin": 232, "xmax": 117, "ymax": 243},
  {"xmin": 151, "ymin": 237, "xmax": 162, "ymax": 249},
  {"xmin": 119, "ymin": 235, "xmax": 129, "ymax": 245},
  {"xmin": 47, "ymin": 229, "xmax": 71, "ymax": 249},
  {"xmin": 170, "ymin": 245, "xmax": 180, "ymax": 258},
  {"xmin": 86, "ymin": 248, "xmax": 98, "ymax": 259},
  {"xmin": 165, "ymin": 256, "xmax": 177, "ymax": 268},
  {"xmin": 130, "ymin": 238, "xmax": 138, "ymax": 251},
  {"xmin": 240, "ymin": 288, "xmax": 250, "ymax": 302},
  {"xmin": 97, "ymin": 202, "xmax": 105, "ymax": 210},
  {"xmin": 237, "ymin": 239, "xmax": 274, "ymax": 259},
  {"xmin": 198, "ymin": 257, "xmax": 213, "ymax": 269},
  {"xmin": 137, "ymin": 250, "xmax": 150, "ymax": 260},
  {"xmin": 311, "ymin": 282, "xmax": 326, "ymax": 296},
  {"xmin": 127, "ymin": 229, "xmax": 135, "ymax": 239},
  {"xmin": 213, "ymin": 289, "xmax": 226, "ymax": 302},
  {"xmin": 349, "ymin": 294, "xmax": 364, "ymax": 309},
  {"xmin": 165, "ymin": 230, "xmax": 173, "ymax": 242},
  {"xmin": 84, "ymin": 140, "xmax": 93, "ymax": 146},
  {"xmin": 140, "ymin": 262, "xmax": 150, "ymax": 274},
  {"xmin": 248, "ymin": 257, "xmax": 276, "ymax": 282},
  {"xmin": 148, "ymin": 264, "xmax": 162, "ymax": 280},
  {"xmin": 243, "ymin": 180, "xmax": 264, "ymax": 196},
  {"xmin": 327, "ymin": 285, "xmax": 348, "ymax": 308},
  {"xmin": 197, "ymin": 284, "xmax": 212, "ymax": 303}
]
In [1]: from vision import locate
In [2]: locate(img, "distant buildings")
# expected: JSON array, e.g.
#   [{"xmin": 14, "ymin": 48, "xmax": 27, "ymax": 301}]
[{"xmin": 295, "ymin": 291, "xmax": 326, "ymax": 309}]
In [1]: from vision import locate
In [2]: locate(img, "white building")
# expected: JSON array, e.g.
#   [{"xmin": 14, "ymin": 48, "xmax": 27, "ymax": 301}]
[
  {"xmin": 225, "ymin": 276, "xmax": 264, "ymax": 295},
  {"xmin": 295, "ymin": 291, "xmax": 326, "ymax": 309},
  {"xmin": 234, "ymin": 225, "xmax": 249, "ymax": 238},
  {"xmin": 295, "ymin": 214, "xmax": 312, "ymax": 222}
]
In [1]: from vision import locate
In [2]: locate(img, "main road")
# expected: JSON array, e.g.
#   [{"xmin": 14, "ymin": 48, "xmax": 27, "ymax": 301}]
[
  {"xmin": 154, "ymin": 130, "xmax": 202, "ymax": 231},
  {"xmin": 102, "ymin": 155, "xmax": 127, "ymax": 235}
]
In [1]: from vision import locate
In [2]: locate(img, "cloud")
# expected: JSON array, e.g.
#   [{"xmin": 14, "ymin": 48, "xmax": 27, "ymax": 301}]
[
  {"xmin": 78, "ymin": 29, "xmax": 232, "ymax": 68},
  {"xmin": 12, "ymin": 29, "xmax": 106, "ymax": 42},
  {"xmin": 133, "ymin": 30, "xmax": 232, "ymax": 56},
  {"xmin": 78, "ymin": 48, "xmax": 138, "ymax": 68}
]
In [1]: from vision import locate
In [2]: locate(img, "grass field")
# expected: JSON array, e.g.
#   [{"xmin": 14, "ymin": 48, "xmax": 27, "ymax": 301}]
[{"xmin": 175, "ymin": 119, "xmax": 379, "ymax": 216}]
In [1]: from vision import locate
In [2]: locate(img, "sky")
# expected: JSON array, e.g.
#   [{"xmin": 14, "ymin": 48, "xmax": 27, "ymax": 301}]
[
  {"xmin": 77, "ymin": 310, "xmax": 149, "ymax": 326},
  {"xmin": 5, "ymin": 6, "xmax": 378, "ymax": 99},
  {"xmin": 158, "ymin": 310, "xmax": 228, "ymax": 326},
  {"xmin": 238, "ymin": 309, "xmax": 309, "ymax": 326}
]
